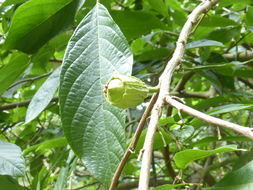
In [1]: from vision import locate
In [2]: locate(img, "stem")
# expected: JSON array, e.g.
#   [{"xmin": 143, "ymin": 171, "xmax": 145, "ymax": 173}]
[
  {"xmin": 148, "ymin": 86, "xmax": 159, "ymax": 93},
  {"xmin": 138, "ymin": 1, "xmax": 219, "ymax": 189}
]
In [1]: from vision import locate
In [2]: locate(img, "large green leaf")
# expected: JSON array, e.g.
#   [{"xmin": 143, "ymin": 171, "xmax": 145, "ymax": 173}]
[
  {"xmin": 25, "ymin": 67, "xmax": 61, "ymax": 123},
  {"xmin": 0, "ymin": 52, "xmax": 29, "ymax": 96},
  {"xmin": 59, "ymin": 3, "xmax": 133, "ymax": 187},
  {"xmin": 174, "ymin": 145, "xmax": 244, "ymax": 169},
  {"xmin": 4, "ymin": 0, "xmax": 84, "ymax": 54},
  {"xmin": 0, "ymin": 141, "xmax": 25, "ymax": 177},
  {"xmin": 206, "ymin": 160, "xmax": 253, "ymax": 190}
]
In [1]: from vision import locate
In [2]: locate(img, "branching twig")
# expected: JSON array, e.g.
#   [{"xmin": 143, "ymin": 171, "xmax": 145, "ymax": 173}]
[
  {"xmin": 165, "ymin": 96, "xmax": 253, "ymax": 140},
  {"xmin": 138, "ymin": 1, "xmax": 219, "ymax": 189},
  {"xmin": 109, "ymin": 93, "xmax": 158, "ymax": 190}
]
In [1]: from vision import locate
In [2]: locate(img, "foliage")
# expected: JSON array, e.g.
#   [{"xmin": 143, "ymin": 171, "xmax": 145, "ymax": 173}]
[{"xmin": 0, "ymin": 0, "xmax": 253, "ymax": 189}]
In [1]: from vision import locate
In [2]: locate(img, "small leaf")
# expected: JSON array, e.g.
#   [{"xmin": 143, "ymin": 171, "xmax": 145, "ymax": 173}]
[
  {"xmin": 0, "ymin": 141, "xmax": 25, "ymax": 177},
  {"xmin": 186, "ymin": 40, "xmax": 224, "ymax": 49},
  {"xmin": 4, "ymin": 0, "xmax": 84, "ymax": 53},
  {"xmin": 174, "ymin": 145, "xmax": 245, "ymax": 169},
  {"xmin": 0, "ymin": 52, "xmax": 29, "ymax": 96},
  {"xmin": 59, "ymin": 3, "xmax": 133, "ymax": 187},
  {"xmin": 206, "ymin": 160, "xmax": 253, "ymax": 190},
  {"xmin": 246, "ymin": 6, "xmax": 253, "ymax": 27},
  {"xmin": 25, "ymin": 67, "xmax": 60, "ymax": 123},
  {"xmin": 208, "ymin": 104, "xmax": 253, "ymax": 115}
]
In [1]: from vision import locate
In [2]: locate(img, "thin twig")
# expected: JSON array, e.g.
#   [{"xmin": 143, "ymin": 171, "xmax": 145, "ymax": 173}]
[
  {"xmin": 189, "ymin": 12, "xmax": 208, "ymax": 36},
  {"xmin": 9, "ymin": 72, "xmax": 52, "ymax": 89},
  {"xmin": 238, "ymin": 77, "xmax": 253, "ymax": 89},
  {"xmin": 109, "ymin": 93, "xmax": 158, "ymax": 190},
  {"xmin": 174, "ymin": 71, "xmax": 195, "ymax": 92},
  {"xmin": 165, "ymin": 96, "xmax": 253, "ymax": 140},
  {"xmin": 138, "ymin": 1, "xmax": 219, "ymax": 189},
  {"xmin": 223, "ymin": 50, "xmax": 253, "ymax": 62},
  {"xmin": 162, "ymin": 145, "xmax": 176, "ymax": 178},
  {"xmin": 0, "ymin": 97, "xmax": 58, "ymax": 111}
]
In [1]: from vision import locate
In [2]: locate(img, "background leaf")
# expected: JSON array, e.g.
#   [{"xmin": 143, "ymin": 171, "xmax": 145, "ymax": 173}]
[
  {"xmin": 4, "ymin": 0, "xmax": 84, "ymax": 54},
  {"xmin": 25, "ymin": 67, "xmax": 60, "ymax": 123},
  {"xmin": 59, "ymin": 3, "xmax": 133, "ymax": 187},
  {"xmin": 0, "ymin": 52, "xmax": 29, "ymax": 96},
  {"xmin": 0, "ymin": 141, "xmax": 25, "ymax": 177},
  {"xmin": 110, "ymin": 10, "xmax": 166, "ymax": 40},
  {"xmin": 208, "ymin": 104, "xmax": 253, "ymax": 115},
  {"xmin": 206, "ymin": 160, "xmax": 253, "ymax": 190},
  {"xmin": 174, "ymin": 145, "xmax": 245, "ymax": 169},
  {"xmin": 186, "ymin": 40, "xmax": 224, "ymax": 49}
]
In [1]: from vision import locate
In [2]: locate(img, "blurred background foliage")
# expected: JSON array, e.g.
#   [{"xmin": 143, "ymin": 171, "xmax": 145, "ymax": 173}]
[{"xmin": 0, "ymin": 0, "xmax": 253, "ymax": 189}]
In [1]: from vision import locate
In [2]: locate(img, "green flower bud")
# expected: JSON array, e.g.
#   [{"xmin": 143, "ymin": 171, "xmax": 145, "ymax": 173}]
[{"xmin": 104, "ymin": 75, "xmax": 158, "ymax": 109}]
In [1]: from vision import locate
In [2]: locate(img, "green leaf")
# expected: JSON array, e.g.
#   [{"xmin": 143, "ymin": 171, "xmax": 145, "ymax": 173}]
[
  {"xmin": 23, "ymin": 137, "xmax": 67, "ymax": 155},
  {"xmin": 0, "ymin": 52, "xmax": 29, "ymax": 96},
  {"xmin": 186, "ymin": 62, "xmax": 245, "ymax": 71},
  {"xmin": 153, "ymin": 184, "xmax": 190, "ymax": 190},
  {"xmin": 208, "ymin": 104, "xmax": 253, "ymax": 115},
  {"xmin": 0, "ymin": 141, "xmax": 25, "ymax": 177},
  {"xmin": 201, "ymin": 15, "xmax": 238, "ymax": 27},
  {"xmin": 207, "ymin": 26, "xmax": 241, "ymax": 43},
  {"xmin": 206, "ymin": 160, "xmax": 253, "ymax": 190},
  {"xmin": 4, "ymin": 0, "xmax": 83, "ymax": 54},
  {"xmin": 134, "ymin": 128, "xmax": 171, "ymax": 155},
  {"xmin": 217, "ymin": 0, "xmax": 251, "ymax": 9},
  {"xmin": 146, "ymin": 0, "xmax": 168, "ymax": 17},
  {"xmin": 59, "ymin": 3, "xmax": 133, "ymax": 187},
  {"xmin": 135, "ymin": 47, "xmax": 170, "ymax": 61},
  {"xmin": 110, "ymin": 10, "xmax": 166, "ymax": 40},
  {"xmin": 246, "ymin": 7, "xmax": 253, "ymax": 27},
  {"xmin": 174, "ymin": 145, "xmax": 245, "ymax": 169},
  {"xmin": 25, "ymin": 67, "xmax": 61, "ymax": 123},
  {"xmin": 191, "ymin": 136, "xmax": 250, "ymax": 147},
  {"xmin": 54, "ymin": 150, "xmax": 77, "ymax": 190},
  {"xmin": 0, "ymin": 176, "xmax": 24, "ymax": 190},
  {"xmin": 186, "ymin": 40, "xmax": 224, "ymax": 49}
]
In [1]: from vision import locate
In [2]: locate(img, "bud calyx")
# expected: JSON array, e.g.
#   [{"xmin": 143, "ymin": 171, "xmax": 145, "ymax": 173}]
[{"xmin": 104, "ymin": 75, "xmax": 158, "ymax": 109}]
